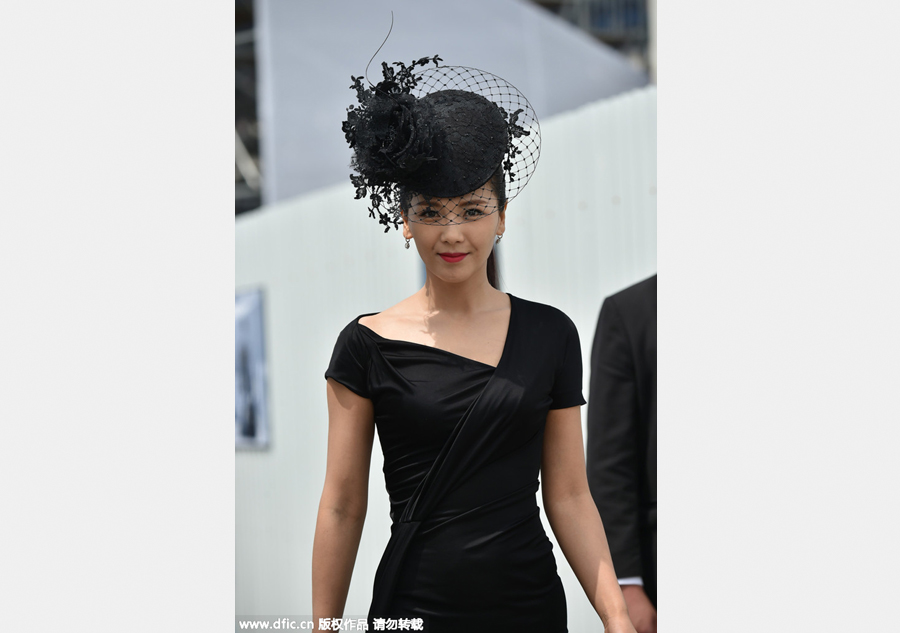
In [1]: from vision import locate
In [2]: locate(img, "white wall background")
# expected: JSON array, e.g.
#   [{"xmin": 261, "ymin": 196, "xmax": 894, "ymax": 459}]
[{"xmin": 236, "ymin": 86, "xmax": 656, "ymax": 632}]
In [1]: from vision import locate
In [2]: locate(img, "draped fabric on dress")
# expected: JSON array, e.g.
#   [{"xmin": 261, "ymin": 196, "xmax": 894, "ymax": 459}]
[{"xmin": 325, "ymin": 294, "xmax": 586, "ymax": 633}]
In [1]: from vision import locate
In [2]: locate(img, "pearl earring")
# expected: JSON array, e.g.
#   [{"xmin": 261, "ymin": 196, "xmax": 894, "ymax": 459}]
[
  {"xmin": 405, "ymin": 238, "xmax": 411, "ymax": 249},
  {"xmin": 495, "ymin": 234, "xmax": 503, "ymax": 244}
]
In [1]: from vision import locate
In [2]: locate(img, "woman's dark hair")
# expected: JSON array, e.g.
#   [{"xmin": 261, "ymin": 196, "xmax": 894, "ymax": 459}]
[
  {"xmin": 485, "ymin": 166, "xmax": 506, "ymax": 289},
  {"xmin": 399, "ymin": 164, "xmax": 506, "ymax": 289}
]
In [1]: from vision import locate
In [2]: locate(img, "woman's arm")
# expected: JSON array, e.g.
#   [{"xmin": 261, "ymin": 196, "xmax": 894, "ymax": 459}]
[
  {"xmin": 542, "ymin": 405, "xmax": 637, "ymax": 633},
  {"xmin": 311, "ymin": 378, "xmax": 375, "ymax": 631}
]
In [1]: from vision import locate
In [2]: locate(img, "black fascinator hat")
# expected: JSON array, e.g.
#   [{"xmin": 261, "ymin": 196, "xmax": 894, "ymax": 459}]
[{"xmin": 342, "ymin": 57, "xmax": 540, "ymax": 231}]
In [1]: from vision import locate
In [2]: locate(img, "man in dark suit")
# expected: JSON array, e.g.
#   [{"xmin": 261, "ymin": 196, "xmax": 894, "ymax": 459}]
[{"xmin": 587, "ymin": 274, "xmax": 657, "ymax": 633}]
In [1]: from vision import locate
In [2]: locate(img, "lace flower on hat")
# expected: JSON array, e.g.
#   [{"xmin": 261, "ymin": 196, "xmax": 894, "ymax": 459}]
[{"xmin": 342, "ymin": 56, "xmax": 442, "ymax": 232}]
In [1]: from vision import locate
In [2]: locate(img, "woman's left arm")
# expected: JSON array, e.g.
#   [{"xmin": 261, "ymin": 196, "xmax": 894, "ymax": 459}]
[{"xmin": 542, "ymin": 405, "xmax": 637, "ymax": 633}]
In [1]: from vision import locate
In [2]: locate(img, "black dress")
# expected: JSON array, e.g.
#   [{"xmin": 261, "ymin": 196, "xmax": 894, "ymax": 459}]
[{"xmin": 324, "ymin": 293, "xmax": 586, "ymax": 633}]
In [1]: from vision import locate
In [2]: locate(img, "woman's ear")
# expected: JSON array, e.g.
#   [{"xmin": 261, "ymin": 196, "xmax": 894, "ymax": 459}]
[
  {"xmin": 401, "ymin": 212, "xmax": 413, "ymax": 240},
  {"xmin": 497, "ymin": 202, "xmax": 508, "ymax": 234}
]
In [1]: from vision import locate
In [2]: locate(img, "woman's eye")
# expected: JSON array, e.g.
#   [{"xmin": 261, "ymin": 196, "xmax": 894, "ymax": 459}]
[
  {"xmin": 418, "ymin": 208, "xmax": 439, "ymax": 218},
  {"xmin": 465, "ymin": 208, "xmax": 485, "ymax": 217}
]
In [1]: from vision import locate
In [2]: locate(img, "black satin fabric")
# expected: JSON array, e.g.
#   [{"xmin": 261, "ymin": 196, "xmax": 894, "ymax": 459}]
[{"xmin": 325, "ymin": 293, "xmax": 586, "ymax": 633}]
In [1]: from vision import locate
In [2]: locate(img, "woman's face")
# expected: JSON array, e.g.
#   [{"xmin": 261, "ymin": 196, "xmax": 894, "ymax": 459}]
[{"xmin": 402, "ymin": 181, "xmax": 506, "ymax": 285}]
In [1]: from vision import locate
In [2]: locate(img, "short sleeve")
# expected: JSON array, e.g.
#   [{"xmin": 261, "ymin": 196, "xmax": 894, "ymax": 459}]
[
  {"xmin": 324, "ymin": 319, "xmax": 371, "ymax": 399},
  {"xmin": 548, "ymin": 314, "xmax": 587, "ymax": 409}
]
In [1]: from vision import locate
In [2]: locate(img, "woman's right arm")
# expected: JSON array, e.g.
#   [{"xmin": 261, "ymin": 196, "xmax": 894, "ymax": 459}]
[{"xmin": 311, "ymin": 378, "xmax": 375, "ymax": 631}]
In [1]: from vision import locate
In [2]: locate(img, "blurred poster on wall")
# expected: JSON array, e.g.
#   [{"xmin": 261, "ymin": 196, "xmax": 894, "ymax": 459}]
[{"xmin": 235, "ymin": 288, "xmax": 269, "ymax": 449}]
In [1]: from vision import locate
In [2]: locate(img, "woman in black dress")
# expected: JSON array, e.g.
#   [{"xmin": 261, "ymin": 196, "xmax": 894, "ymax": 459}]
[{"xmin": 312, "ymin": 57, "xmax": 636, "ymax": 633}]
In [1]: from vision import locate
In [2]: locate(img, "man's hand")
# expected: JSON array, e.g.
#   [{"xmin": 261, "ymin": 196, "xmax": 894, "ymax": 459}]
[{"xmin": 621, "ymin": 585, "xmax": 656, "ymax": 633}]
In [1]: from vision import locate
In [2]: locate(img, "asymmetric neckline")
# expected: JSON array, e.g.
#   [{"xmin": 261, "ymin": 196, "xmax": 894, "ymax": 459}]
[{"xmin": 355, "ymin": 293, "xmax": 516, "ymax": 370}]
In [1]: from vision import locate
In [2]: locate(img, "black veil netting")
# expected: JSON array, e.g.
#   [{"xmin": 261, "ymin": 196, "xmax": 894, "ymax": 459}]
[{"xmin": 342, "ymin": 57, "xmax": 541, "ymax": 232}]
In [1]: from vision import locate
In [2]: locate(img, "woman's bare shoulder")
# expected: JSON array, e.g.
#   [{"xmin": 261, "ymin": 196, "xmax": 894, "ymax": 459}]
[{"xmin": 357, "ymin": 296, "xmax": 422, "ymax": 338}]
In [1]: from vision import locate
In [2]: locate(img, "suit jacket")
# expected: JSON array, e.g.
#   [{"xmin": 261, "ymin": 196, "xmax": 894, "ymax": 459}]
[{"xmin": 586, "ymin": 274, "xmax": 657, "ymax": 606}]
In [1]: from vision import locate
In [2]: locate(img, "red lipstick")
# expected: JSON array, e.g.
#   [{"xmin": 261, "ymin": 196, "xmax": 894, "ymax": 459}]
[{"xmin": 439, "ymin": 252, "xmax": 468, "ymax": 263}]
